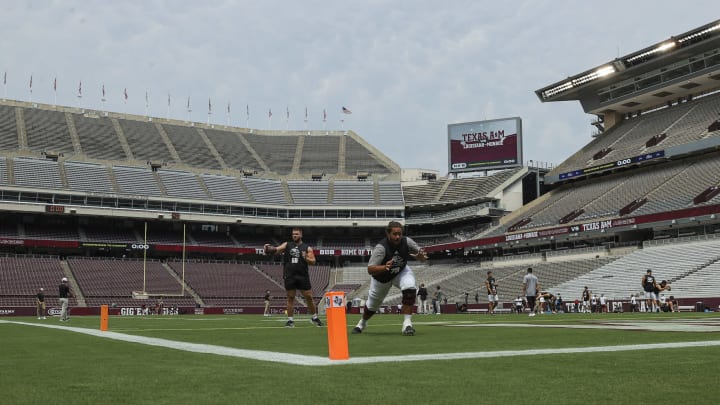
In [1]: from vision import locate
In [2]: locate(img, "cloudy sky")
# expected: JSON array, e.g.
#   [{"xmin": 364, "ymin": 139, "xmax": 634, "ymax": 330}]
[{"xmin": 1, "ymin": 1, "xmax": 715, "ymax": 175}]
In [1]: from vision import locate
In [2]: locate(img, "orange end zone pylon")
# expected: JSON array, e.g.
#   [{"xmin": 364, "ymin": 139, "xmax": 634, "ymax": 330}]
[
  {"xmin": 100, "ymin": 304, "xmax": 109, "ymax": 332},
  {"xmin": 324, "ymin": 291, "xmax": 349, "ymax": 360}
]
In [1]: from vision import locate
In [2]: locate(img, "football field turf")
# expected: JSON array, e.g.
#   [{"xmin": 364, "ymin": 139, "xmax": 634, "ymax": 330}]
[{"xmin": 2, "ymin": 312, "xmax": 719, "ymax": 404}]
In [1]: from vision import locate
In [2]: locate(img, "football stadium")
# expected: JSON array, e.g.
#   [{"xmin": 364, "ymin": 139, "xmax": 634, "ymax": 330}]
[{"xmin": 3, "ymin": 17, "xmax": 720, "ymax": 404}]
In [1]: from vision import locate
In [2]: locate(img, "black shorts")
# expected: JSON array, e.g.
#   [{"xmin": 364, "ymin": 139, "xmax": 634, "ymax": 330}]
[
  {"xmin": 527, "ymin": 295, "xmax": 536, "ymax": 308},
  {"xmin": 284, "ymin": 273, "xmax": 312, "ymax": 291}
]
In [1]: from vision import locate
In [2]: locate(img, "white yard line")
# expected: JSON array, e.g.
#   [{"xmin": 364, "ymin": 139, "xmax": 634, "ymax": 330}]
[{"xmin": 3, "ymin": 319, "xmax": 720, "ymax": 366}]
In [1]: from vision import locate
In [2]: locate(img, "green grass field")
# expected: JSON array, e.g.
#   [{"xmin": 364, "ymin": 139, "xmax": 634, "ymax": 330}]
[{"xmin": 2, "ymin": 312, "xmax": 720, "ymax": 404}]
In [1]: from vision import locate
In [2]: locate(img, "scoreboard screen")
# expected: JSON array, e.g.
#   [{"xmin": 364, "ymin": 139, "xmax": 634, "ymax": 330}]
[{"xmin": 448, "ymin": 117, "xmax": 523, "ymax": 173}]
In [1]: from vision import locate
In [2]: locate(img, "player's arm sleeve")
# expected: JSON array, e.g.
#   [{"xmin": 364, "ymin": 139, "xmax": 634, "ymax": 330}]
[{"xmin": 367, "ymin": 244, "xmax": 389, "ymax": 275}]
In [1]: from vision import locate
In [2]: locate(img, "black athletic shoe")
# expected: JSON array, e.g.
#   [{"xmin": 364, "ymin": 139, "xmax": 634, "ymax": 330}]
[
  {"xmin": 351, "ymin": 326, "xmax": 363, "ymax": 334},
  {"xmin": 402, "ymin": 325, "xmax": 415, "ymax": 336},
  {"xmin": 311, "ymin": 317, "xmax": 323, "ymax": 327},
  {"xmin": 285, "ymin": 320, "xmax": 295, "ymax": 328}
]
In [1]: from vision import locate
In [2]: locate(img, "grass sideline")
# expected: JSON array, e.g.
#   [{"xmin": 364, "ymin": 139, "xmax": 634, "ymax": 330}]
[{"xmin": 2, "ymin": 312, "xmax": 720, "ymax": 404}]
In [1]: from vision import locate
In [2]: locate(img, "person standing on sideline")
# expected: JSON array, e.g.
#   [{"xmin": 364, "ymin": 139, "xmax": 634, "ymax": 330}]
[
  {"xmin": 521, "ymin": 267, "xmax": 540, "ymax": 317},
  {"xmin": 351, "ymin": 221, "xmax": 428, "ymax": 336},
  {"xmin": 581, "ymin": 286, "xmax": 591, "ymax": 313},
  {"xmin": 630, "ymin": 294, "xmax": 638, "ymax": 312},
  {"xmin": 641, "ymin": 269, "xmax": 658, "ymax": 312},
  {"xmin": 417, "ymin": 283, "xmax": 428, "ymax": 314},
  {"xmin": 36, "ymin": 288, "xmax": 46, "ymax": 320},
  {"xmin": 432, "ymin": 285, "xmax": 444, "ymax": 315},
  {"xmin": 263, "ymin": 289, "xmax": 271, "ymax": 317},
  {"xmin": 485, "ymin": 271, "xmax": 499, "ymax": 315},
  {"xmin": 264, "ymin": 227, "xmax": 323, "ymax": 328},
  {"xmin": 58, "ymin": 278, "xmax": 72, "ymax": 321}
]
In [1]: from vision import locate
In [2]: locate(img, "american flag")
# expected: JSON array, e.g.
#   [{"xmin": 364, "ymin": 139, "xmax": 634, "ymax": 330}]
[
  {"xmin": 78, "ymin": 81, "xmax": 82, "ymax": 97},
  {"xmin": 268, "ymin": 109, "xmax": 272, "ymax": 118},
  {"xmin": 29, "ymin": 74, "xmax": 33, "ymax": 90},
  {"xmin": 124, "ymin": 88, "xmax": 128, "ymax": 101},
  {"xmin": 323, "ymin": 109, "xmax": 327, "ymax": 122},
  {"xmin": 53, "ymin": 77, "xmax": 57, "ymax": 92},
  {"xmin": 342, "ymin": 106, "xmax": 352, "ymax": 114}
]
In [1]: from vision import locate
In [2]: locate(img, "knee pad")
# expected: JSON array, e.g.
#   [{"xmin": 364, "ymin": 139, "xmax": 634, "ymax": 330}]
[{"xmin": 401, "ymin": 288, "xmax": 417, "ymax": 306}]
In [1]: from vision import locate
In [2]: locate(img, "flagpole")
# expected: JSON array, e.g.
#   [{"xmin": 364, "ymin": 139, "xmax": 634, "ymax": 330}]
[
  {"xmin": 53, "ymin": 77, "xmax": 57, "ymax": 106},
  {"xmin": 167, "ymin": 94, "xmax": 171, "ymax": 120},
  {"xmin": 246, "ymin": 105, "xmax": 249, "ymax": 128},
  {"xmin": 207, "ymin": 98, "xmax": 212, "ymax": 125},
  {"xmin": 3, "ymin": 72, "xmax": 6, "ymax": 99},
  {"xmin": 226, "ymin": 102, "xmax": 230, "ymax": 126},
  {"xmin": 145, "ymin": 89, "xmax": 150, "ymax": 117},
  {"xmin": 186, "ymin": 96, "xmax": 192, "ymax": 122},
  {"xmin": 101, "ymin": 84, "xmax": 106, "ymax": 111},
  {"xmin": 77, "ymin": 81, "xmax": 82, "ymax": 109},
  {"xmin": 304, "ymin": 107, "xmax": 308, "ymax": 130},
  {"xmin": 28, "ymin": 74, "xmax": 33, "ymax": 103}
]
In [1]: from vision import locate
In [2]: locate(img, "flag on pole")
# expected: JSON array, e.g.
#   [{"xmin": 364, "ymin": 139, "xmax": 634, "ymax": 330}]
[
  {"xmin": 269, "ymin": 108, "xmax": 272, "ymax": 118},
  {"xmin": 208, "ymin": 98, "xmax": 212, "ymax": 114},
  {"xmin": 304, "ymin": 106, "xmax": 308, "ymax": 122},
  {"xmin": 246, "ymin": 104, "xmax": 249, "ymax": 119},
  {"xmin": 286, "ymin": 106, "xmax": 289, "ymax": 120},
  {"xmin": 342, "ymin": 106, "xmax": 352, "ymax": 114},
  {"xmin": 102, "ymin": 84, "xmax": 106, "ymax": 101},
  {"xmin": 145, "ymin": 89, "xmax": 149, "ymax": 105},
  {"xmin": 124, "ymin": 88, "xmax": 128, "ymax": 102},
  {"xmin": 227, "ymin": 102, "xmax": 231, "ymax": 114},
  {"xmin": 323, "ymin": 109, "xmax": 327, "ymax": 122},
  {"xmin": 187, "ymin": 96, "xmax": 191, "ymax": 111},
  {"xmin": 53, "ymin": 77, "xmax": 57, "ymax": 92},
  {"xmin": 168, "ymin": 93, "xmax": 171, "ymax": 107},
  {"xmin": 29, "ymin": 74, "xmax": 33, "ymax": 91},
  {"xmin": 3, "ymin": 71, "xmax": 6, "ymax": 85},
  {"xmin": 78, "ymin": 81, "xmax": 82, "ymax": 97}
]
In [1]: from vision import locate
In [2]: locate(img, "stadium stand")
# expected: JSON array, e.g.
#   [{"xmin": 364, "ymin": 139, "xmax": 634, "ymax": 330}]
[
  {"xmin": 64, "ymin": 161, "xmax": 115, "ymax": 194},
  {"xmin": 23, "ymin": 109, "xmax": 74, "ymax": 155},
  {"xmin": 0, "ymin": 105, "xmax": 19, "ymax": 150},
  {"xmin": 162, "ymin": 124, "xmax": 222, "ymax": 170},
  {"xmin": 72, "ymin": 113, "xmax": 127, "ymax": 160}
]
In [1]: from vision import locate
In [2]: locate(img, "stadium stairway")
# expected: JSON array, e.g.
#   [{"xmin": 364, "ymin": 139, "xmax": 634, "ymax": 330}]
[
  {"xmin": 161, "ymin": 262, "xmax": 204, "ymax": 307},
  {"xmin": 60, "ymin": 260, "xmax": 86, "ymax": 306}
]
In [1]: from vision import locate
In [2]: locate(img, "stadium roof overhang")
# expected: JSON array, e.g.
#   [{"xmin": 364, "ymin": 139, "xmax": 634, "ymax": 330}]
[{"xmin": 535, "ymin": 20, "xmax": 720, "ymax": 115}]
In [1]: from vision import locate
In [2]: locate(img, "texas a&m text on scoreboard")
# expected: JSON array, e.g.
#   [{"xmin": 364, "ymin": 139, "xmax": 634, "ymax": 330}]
[{"xmin": 448, "ymin": 117, "xmax": 523, "ymax": 173}]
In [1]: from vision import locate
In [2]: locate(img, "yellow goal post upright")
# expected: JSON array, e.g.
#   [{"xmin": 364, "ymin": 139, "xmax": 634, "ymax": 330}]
[{"xmin": 131, "ymin": 221, "xmax": 187, "ymax": 300}]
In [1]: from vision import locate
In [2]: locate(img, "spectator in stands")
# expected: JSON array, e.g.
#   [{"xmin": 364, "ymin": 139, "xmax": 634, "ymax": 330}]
[
  {"xmin": 581, "ymin": 286, "xmax": 591, "ymax": 313},
  {"xmin": 264, "ymin": 227, "xmax": 323, "ymax": 328},
  {"xmin": 58, "ymin": 277, "xmax": 72, "ymax": 322},
  {"xmin": 642, "ymin": 269, "xmax": 659, "ymax": 312},
  {"xmin": 263, "ymin": 290, "xmax": 271, "ymax": 317},
  {"xmin": 36, "ymin": 288, "xmax": 46, "ymax": 320},
  {"xmin": 485, "ymin": 271, "xmax": 498, "ymax": 315},
  {"xmin": 522, "ymin": 267, "xmax": 539, "ymax": 317},
  {"xmin": 630, "ymin": 294, "xmax": 638, "ymax": 313},
  {"xmin": 417, "ymin": 283, "xmax": 428, "ymax": 314},
  {"xmin": 351, "ymin": 221, "xmax": 427, "ymax": 336}
]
